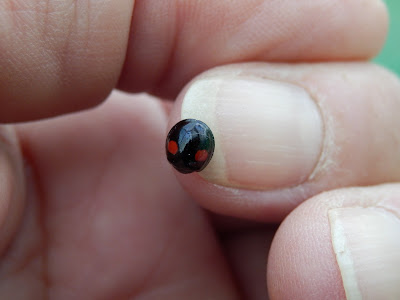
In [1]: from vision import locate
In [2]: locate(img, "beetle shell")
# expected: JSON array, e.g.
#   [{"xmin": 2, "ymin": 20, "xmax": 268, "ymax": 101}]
[{"xmin": 166, "ymin": 119, "xmax": 215, "ymax": 174}]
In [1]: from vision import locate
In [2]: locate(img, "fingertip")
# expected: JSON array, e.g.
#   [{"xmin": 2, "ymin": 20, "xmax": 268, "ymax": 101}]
[
  {"xmin": 165, "ymin": 62, "xmax": 400, "ymax": 223},
  {"xmin": 266, "ymin": 191, "xmax": 345, "ymax": 300},
  {"xmin": 267, "ymin": 185, "xmax": 400, "ymax": 300}
]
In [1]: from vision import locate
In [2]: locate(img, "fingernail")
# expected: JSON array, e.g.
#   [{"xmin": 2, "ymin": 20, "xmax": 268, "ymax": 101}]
[
  {"xmin": 329, "ymin": 207, "xmax": 400, "ymax": 299},
  {"xmin": 181, "ymin": 75, "xmax": 323, "ymax": 189}
]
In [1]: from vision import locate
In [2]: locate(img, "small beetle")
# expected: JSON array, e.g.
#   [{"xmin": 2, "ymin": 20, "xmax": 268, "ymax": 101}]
[{"xmin": 166, "ymin": 119, "xmax": 215, "ymax": 174}]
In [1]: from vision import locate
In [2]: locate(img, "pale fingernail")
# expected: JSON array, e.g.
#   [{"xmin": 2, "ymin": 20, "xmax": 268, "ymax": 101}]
[
  {"xmin": 329, "ymin": 207, "xmax": 400, "ymax": 299},
  {"xmin": 181, "ymin": 75, "xmax": 323, "ymax": 189}
]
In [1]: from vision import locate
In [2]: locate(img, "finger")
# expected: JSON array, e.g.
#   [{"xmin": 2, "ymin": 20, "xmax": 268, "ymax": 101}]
[
  {"xmin": 267, "ymin": 184, "xmax": 400, "ymax": 300},
  {"xmin": 167, "ymin": 63, "xmax": 400, "ymax": 221},
  {"xmin": 119, "ymin": 0, "xmax": 388, "ymax": 97},
  {"xmin": 0, "ymin": 127, "xmax": 25, "ymax": 256},
  {"xmin": 1, "ymin": 0, "xmax": 388, "ymax": 122},
  {"xmin": 0, "ymin": 0, "xmax": 135, "ymax": 122}
]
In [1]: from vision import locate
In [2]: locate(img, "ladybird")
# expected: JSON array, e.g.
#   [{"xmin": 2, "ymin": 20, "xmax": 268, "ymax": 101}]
[{"xmin": 166, "ymin": 119, "xmax": 215, "ymax": 174}]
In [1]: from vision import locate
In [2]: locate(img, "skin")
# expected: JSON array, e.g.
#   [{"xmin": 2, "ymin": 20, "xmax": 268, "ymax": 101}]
[{"xmin": 0, "ymin": 0, "xmax": 399, "ymax": 299}]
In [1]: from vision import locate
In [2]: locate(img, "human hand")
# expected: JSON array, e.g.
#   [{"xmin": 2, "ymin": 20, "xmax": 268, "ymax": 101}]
[{"xmin": 0, "ymin": 1, "xmax": 398, "ymax": 299}]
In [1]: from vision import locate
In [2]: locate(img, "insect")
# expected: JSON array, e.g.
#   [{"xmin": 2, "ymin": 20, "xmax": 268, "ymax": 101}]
[{"xmin": 166, "ymin": 119, "xmax": 215, "ymax": 174}]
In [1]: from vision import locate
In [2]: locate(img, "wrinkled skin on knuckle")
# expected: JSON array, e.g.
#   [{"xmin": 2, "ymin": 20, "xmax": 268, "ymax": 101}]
[{"xmin": 0, "ymin": 0, "xmax": 133, "ymax": 121}]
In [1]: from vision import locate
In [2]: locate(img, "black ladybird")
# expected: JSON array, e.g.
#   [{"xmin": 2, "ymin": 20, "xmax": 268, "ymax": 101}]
[{"xmin": 166, "ymin": 119, "xmax": 215, "ymax": 174}]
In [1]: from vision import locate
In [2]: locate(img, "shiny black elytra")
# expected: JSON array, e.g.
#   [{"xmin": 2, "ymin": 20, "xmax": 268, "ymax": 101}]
[{"xmin": 166, "ymin": 119, "xmax": 215, "ymax": 174}]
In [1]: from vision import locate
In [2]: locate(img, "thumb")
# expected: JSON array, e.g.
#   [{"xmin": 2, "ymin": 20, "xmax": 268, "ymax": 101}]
[{"xmin": 268, "ymin": 184, "xmax": 400, "ymax": 299}]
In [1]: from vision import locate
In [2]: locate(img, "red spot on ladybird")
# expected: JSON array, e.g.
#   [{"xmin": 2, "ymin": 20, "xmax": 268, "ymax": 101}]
[
  {"xmin": 195, "ymin": 150, "xmax": 208, "ymax": 162},
  {"xmin": 168, "ymin": 141, "xmax": 178, "ymax": 155}
]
